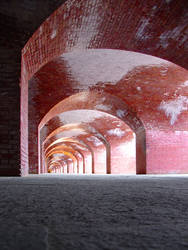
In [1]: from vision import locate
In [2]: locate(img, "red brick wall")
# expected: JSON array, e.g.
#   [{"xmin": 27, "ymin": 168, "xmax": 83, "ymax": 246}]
[
  {"xmin": 0, "ymin": 0, "xmax": 66, "ymax": 176},
  {"xmin": 20, "ymin": 0, "xmax": 188, "ymax": 175},
  {"xmin": 146, "ymin": 130, "xmax": 188, "ymax": 174},
  {"xmin": 0, "ymin": 38, "xmax": 20, "ymax": 176}
]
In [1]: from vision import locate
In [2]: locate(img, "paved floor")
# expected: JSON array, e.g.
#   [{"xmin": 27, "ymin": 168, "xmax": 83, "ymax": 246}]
[{"xmin": 0, "ymin": 175, "xmax": 188, "ymax": 250}]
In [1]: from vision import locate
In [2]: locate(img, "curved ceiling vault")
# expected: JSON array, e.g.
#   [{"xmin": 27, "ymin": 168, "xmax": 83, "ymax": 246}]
[
  {"xmin": 40, "ymin": 110, "xmax": 136, "ymax": 174},
  {"xmin": 43, "ymin": 124, "xmax": 107, "ymax": 175},
  {"xmin": 47, "ymin": 138, "xmax": 93, "ymax": 174},
  {"xmin": 21, "ymin": 0, "xmax": 188, "ymax": 176},
  {"xmin": 46, "ymin": 144, "xmax": 84, "ymax": 174}
]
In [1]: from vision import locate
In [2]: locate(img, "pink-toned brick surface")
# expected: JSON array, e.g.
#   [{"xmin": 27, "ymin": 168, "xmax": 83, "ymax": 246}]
[
  {"xmin": 146, "ymin": 130, "xmax": 188, "ymax": 174},
  {"xmin": 40, "ymin": 110, "xmax": 137, "ymax": 174},
  {"xmin": 21, "ymin": 0, "xmax": 188, "ymax": 175}
]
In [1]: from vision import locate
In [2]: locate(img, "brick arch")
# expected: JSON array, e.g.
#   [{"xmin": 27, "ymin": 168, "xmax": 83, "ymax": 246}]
[
  {"xmin": 38, "ymin": 91, "xmax": 144, "ymax": 175},
  {"xmin": 45, "ymin": 140, "xmax": 88, "ymax": 174},
  {"xmin": 40, "ymin": 121, "xmax": 110, "ymax": 174},
  {"xmin": 22, "ymin": 0, "xmax": 188, "ymax": 80},
  {"xmin": 46, "ymin": 143, "xmax": 84, "ymax": 174},
  {"xmin": 21, "ymin": 0, "xmax": 188, "ymax": 175},
  {"xmin": 38, "ymin": 91, "xmax": 144, "ymax": 174},
  {"xmin": 48, "ymin": 161, "xmax": 62, "ymax": 173},
  {"xmin": 46, "ymin": 150, "xmax": 78, "ymax": 174},
  {"xmin": 40, "ymin": 109, "xmax": 137, "ymax": 174},
  {"xmin": 48, "ymin": 153, "xmax": 73, "ymax": 174},
  {"xmin": 48, "ymin": 138, "xmax": 93, "ymax": 174},
  {"xmin": 42, "ymin": 124, "xmax": 108, "ymax": 174},
  {"xmin": 39, "ymin": 90, "xmax": 143, "ymax": 131},
  {"xmin": 43, "ymin": 136, "xmax": 94, "ymax": 175},
  {"xmin": 45, "ymin": 145, "xmax": 83, "ymax": 174}
]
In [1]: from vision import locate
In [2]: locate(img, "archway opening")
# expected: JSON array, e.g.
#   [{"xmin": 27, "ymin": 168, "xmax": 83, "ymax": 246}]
[{"xmin": 39, "ymin": 109, "xmax": 137, "ymax": 175}]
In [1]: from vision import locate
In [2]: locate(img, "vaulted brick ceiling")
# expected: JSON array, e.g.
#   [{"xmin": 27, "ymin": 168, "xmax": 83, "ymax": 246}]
[
  {"xmin": 0, "ymin": 0, "xmax": 187, "ymax": 175},
  {"xmin": 22, "ymin": 0, "xmax": 188, "ymax": 176}
]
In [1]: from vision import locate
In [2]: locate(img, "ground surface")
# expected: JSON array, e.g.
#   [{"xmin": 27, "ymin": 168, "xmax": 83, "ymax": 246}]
[{"xmin": 0, "ymin": 175, "xmax": 188, "ymax": 250}]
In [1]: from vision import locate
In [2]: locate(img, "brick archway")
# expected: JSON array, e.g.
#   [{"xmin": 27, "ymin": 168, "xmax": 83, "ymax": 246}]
[
  {"xmin": 40, "ymin": 109, "xmax": 137, "ymax": 175},
  {"xmin": 21, "ymin": 0, "xmax": 188, "ymax": 176}
]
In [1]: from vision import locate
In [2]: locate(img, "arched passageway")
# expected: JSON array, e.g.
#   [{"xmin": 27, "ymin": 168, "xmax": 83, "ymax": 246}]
[
  {"xmin": 40, "ymin": 110, "xmax": 137, "ymax": 174},
  {"xmin": 20, "ymin": 0, "xmax": 188, "ymax": 176},
  {"xmin": 39, "ymin": 91, "xmax": 145, "ymax": 174}
]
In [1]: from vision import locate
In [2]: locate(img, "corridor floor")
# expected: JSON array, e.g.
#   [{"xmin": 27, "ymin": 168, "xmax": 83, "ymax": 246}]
[{"xmin": 0, "ymin": 175, "xmax": 188, "ymax": 250}]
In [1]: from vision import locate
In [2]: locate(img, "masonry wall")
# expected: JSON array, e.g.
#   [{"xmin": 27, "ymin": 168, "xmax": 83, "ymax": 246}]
[
  {"xmin": 146, "ymin": 130, "xmax": 188, "ymax": 174},
  {"xmin": 0, "ymin": 14, "xmax": 21, "ymax": 175},
  {"xmin": 1, "ymin": 0, "xmax": 188, "ymax": 176},
  {"xmin": 0, "ymin": 0, "xmax": 65, "ymax": 176}
]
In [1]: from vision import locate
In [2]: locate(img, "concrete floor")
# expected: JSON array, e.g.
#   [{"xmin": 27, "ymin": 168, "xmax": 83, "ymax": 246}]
[{"xmin": 0, "ymin": 175, "xmax": 188, "ymax": 250}]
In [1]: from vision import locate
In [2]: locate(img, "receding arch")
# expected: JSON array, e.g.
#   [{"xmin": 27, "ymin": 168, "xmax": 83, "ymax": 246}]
[
  {"xmin": 45, "ymin": 146, "xmax": 82, "ymax": 174},
  {"xmin": 40, "ymin": 109, "xmax": 137, "ymax": 174},
  {"xmin": 41, "ymin": 121, "xmax": 110, "ymax": 174},
  {"xmin": 48, "ymin": 143, "xmax": 84, "ymax": 174},
  {"xmin": 42, "ymin": 123, "xmax": 108, "ymax": 174},
  {"xmin": 46, "ymin": 151, "xmax": 78, "ymax": 173},
  {"xmin": 45, "ymin": 140, "xmax": 87, "ymax": 174},
  {"xmin": 42, "ymin": 137, "xmax": 93, "ymax": 175},
  {"xmin": 20, "ymin": 0, "xmax": 188, "ymax": 176},
  {"xmin": 39, "ymin": 94, "xmax": 144, "ymax": 174}
]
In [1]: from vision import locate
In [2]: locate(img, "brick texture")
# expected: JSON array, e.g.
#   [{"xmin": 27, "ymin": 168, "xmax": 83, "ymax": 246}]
[
  {"xmin": 0, "ymin": 0, "xmax": 66, "ymax": 176},
  {"xmin": 0, "ymin": 0, "xmax": 188, "ymax": 175}
]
